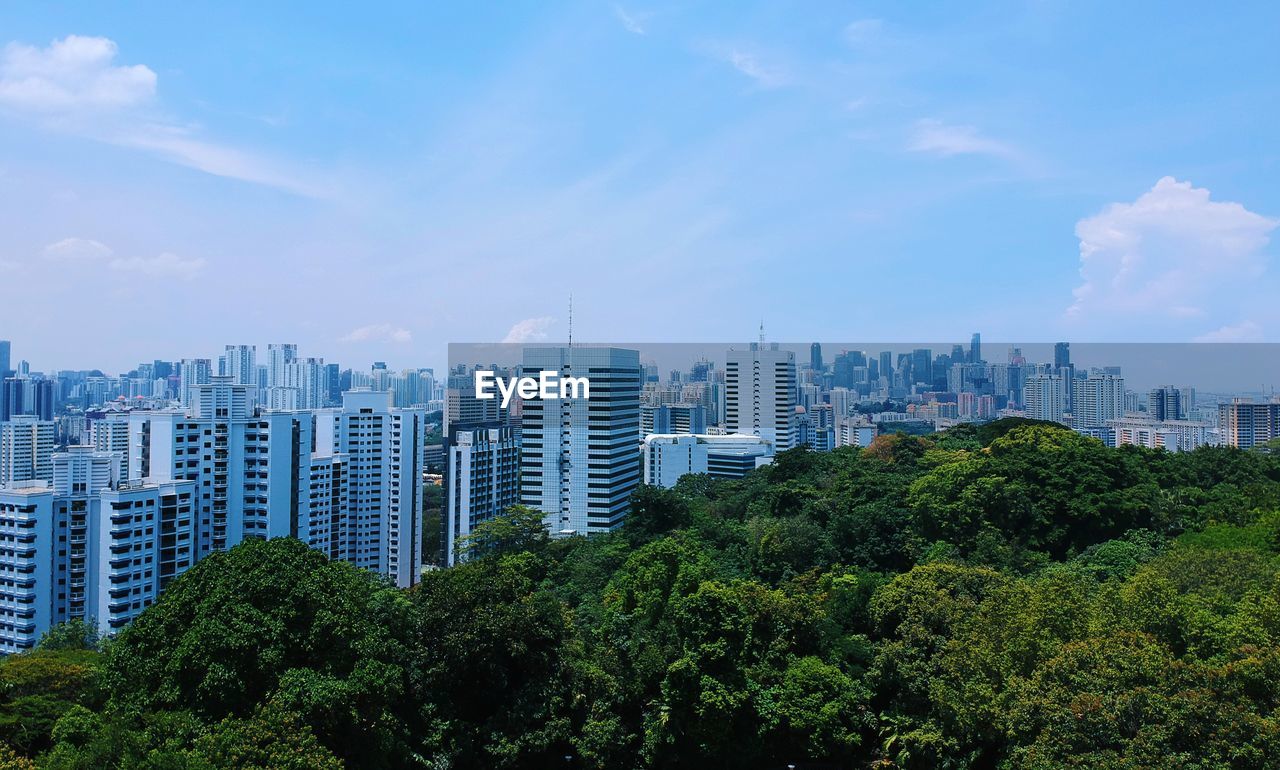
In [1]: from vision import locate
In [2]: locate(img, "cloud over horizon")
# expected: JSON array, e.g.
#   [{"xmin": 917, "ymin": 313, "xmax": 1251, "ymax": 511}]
[
  {"xmin": 340, "ymin": 324, "xmax": 413, "ymax": 344},
  {"xmin": 1068, "ymin": 176, "xmax": 1277, "ymax": 340}
]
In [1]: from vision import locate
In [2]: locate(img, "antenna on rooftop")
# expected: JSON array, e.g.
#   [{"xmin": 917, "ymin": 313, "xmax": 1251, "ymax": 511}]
[
  {"xmin": 759, "ymin": 319, "xmax": 766, "ymax": 345},
  {"xmin": 568, "ymin": 293, "xmax": 573, "ymax": 347}
]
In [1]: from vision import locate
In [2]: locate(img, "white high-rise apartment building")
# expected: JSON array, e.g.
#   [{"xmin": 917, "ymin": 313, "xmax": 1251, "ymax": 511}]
[
  {"xmin": 0, "ymin": 448, "xmax": 198, "ymax": 649},
  {"xmin": 129, "ymin": 377, "xmax": 313, "ymax": 557},
  {"xmin": 224, "ymin": 345, "xmax": 257, "ymax": 385},
  {"xmin": 444, "ymin": 423, "xmax": 520, "ymax": 566},
  {"xmin": 1075, "ymin": 374, "xmax": 1126, "ymax": 427},
  {"xmin": 178, "ymin": 358, "xmax": 212, "ymax": 407},
  {"xmin": 725, "ymin": 343, "xmax": 797, "ymax": 452},
  {"xmin": 95, "ymin": 478, "xmax": 198, "ymax": 634},
  {"xmin": 285, "ymin": 357, "xmax": 326, "ymax": 409},
  {"xmin": 49, "ymin": 447, "xmax": 117, "ymax": 628},
  {"xmin": 1023, "ymin": 374, "xmax": 1069, "ymax": 424},
  {"xmin": 0, "ymin": 484, "xmax": 54, "ymax": 652},
  {"xmin": 266, "ymin": 344, "xmax": 297, "ymax": 387},
  {"xmin": 0, "ymin": 417, "xmax": 56, "ymax": 488},
  {"xmin": 520, "ymin": 347, "xmax": 641, "ymax": 536},
  {"xmin": 91, "ymin": 413, "xmax": 131, "ymax": 483},
  {"xmin": 314, "ymin": 390, "xmax": 427, "ymax": 587}
]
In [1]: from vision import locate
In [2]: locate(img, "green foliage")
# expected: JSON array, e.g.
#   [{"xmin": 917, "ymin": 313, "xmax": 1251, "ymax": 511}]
[
  {"xmin": 35, "ymin": 622, "xmax": 99, "ymax": 654},
  {"xmin": 455, "ymin": 504, "xmax": 549, "ymax": 561},
  {"xmin": 12, "ymin": 420, "xmax": 1280, "ymax": 769},
  {"xmin": 0, "ymin": 649, "xmax": 103, "ymax": 757},
  {"xmin": 99, "ymin": 537, "xmax": 419, "ymax": 768}
]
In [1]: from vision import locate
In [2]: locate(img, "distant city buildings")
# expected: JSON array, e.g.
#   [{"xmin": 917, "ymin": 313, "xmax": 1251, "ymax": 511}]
[{"xmin": 6, "ymin": 330, "xmax": 1280, "ymax": 650}]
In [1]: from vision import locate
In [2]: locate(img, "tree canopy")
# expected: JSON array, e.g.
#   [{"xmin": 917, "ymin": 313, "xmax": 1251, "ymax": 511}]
[{"xmin": 6, "ymin": 420, "xmax": 1280, "ymax": 768}]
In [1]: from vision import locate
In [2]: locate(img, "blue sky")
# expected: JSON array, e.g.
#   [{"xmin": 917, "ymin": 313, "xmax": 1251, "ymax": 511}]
[{"xmin": 0, "ymin": 1, "xmax": 1277, "ymax": 373}]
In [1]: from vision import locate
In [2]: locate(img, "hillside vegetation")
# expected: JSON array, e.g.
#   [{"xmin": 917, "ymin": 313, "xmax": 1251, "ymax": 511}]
[{"xmin": 6, "ymin": 420, "xmax": 1280, "ymax": 769}]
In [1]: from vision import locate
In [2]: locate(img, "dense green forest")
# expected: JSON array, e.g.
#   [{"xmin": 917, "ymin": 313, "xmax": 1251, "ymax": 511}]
[{"xmin": 6, "ymin": 419, "xmax": 1280, "ymax": 769}]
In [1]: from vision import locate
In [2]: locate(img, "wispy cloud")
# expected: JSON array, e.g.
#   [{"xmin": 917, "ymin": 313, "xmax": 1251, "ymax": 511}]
[
  {"xmin": 340, "ymin": 323, "xmax": 413, "ymax": 344},
  {"xmin": 502, "ymin": 316, "xmax": 555, "ymax": 343},
  {"xmin": 1194, "ymin": 320, "xmax": 1263, "ymax": 342},
  {"xmin": 43, "ymin": 236, "xmax": 113, "ymax": 260},
  {"xmin": 702, "ymin": 44, "xmax": 788, "ymax": 89},
  {"xmin": 729, "ymin": 51, "xmax": 787, "ymax": 88},
  {"xmin": 843, "ymin": 19, "xmax": 883, "ymax": 46},
  {"xmin": 908, "ymin": 119, "xmax": 1020, "ymax": 161},
  {"xmin": 613, "ymin": 5, "xmax": 649, "ymax": 35},
  {"xmin": 110, "ymin": 252, "xmax": 206, "ymax": 280},
  {"xmin": 0, "ymin": 35, "xmax": 327, "ymax": 197}
]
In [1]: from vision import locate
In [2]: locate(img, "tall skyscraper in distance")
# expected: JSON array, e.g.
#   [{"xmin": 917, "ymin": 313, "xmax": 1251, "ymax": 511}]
[
  {"xmin": 969, "ymin": 333, "xmax": 981, "ymax": 364},
  {"xmin": 726, "ymin": 342, "xmax": 798, "ymax": 452},
  {"xmin": 1054, "ymin": 342, "xmax": 1071, "ymax": 369},
  {"xmin": 520, "ymin": 346, "xmax": 642, "ymax": 536},
  {"xmin": 1149, "ymin": 386, "xmax": 1195, "ymax": 421},
  {"xmin": 0, "ymin": 341, "xmax": 9, "ymax": 424},
  {"xmin": 878, "ymin": 351, "xmax": 893, "ymax": 381},
  {"xmin": 911, "ymin": 348, "xmax": 933, "ymax": 386},
  {"xmin": 810, "ymin": 342, "xmax": 823, "ymax": 373}
]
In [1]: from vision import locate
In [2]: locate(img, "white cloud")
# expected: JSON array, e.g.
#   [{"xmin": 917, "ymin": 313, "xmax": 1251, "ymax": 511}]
[
  {"xmin": 844, "ymin": 19, "xmax": 883, "ymax": 45},
  {"xmin": 613, "ymin": 5, "xmax": 648, "ymax": 35},
  {"xmin": 0, "ymin": 258, "xmax": 20, "ymax": 273},
  {"xmin": 0, "ymin": 35, "xmax": 326, "ymax": 197},
  {"xmin": 109, "ymin": 252, "xmax": 206, "ymax": 280},
  {"xmin": 908, "ymin": 119, "xmax": 1020, "ymax": 161},
  {"xmin": 712, "ymin": 48, "xmax": 787, "ymax": 89},
  {"xmin": 1068, "ymin": 177, "xmax": 1277, "ymax": 335},
  {"xmin": 340, "ymin": 323, "xmax": 412, "ymax": 344},
  {"xmin": 502, "ymin": 316, "xmax": 555, "ymax": 343},
  {"xmin": 0, "ymin": 35, "xmax": 155, "ymax": 111},
  {"xmin": 1194, "ymin": 320, "xmax": 1263, "ymax": 343},
  {"xmin": 44, "ymin": 237, "xmax": 113, "ymax": 260}
]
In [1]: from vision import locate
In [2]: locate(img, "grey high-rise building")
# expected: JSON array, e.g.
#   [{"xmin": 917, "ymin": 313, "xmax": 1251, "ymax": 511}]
[
  {"xmin": 1054, "ymin": 342, "xmax": 1071, "ymax": 370},
  {"xmin": 878, "ymin": 351, "xmax": 893, "ymax": 380},
  {"xmin": 727, "ymin": 342, "xmax": 797, "ymax": 452},
  {"xmin": 810, "ymin": 342, "xmax": 823, "ymax": 373},
  {"xmin": 0, "ymin": 341, "xmax": 9, "ymax": 422},
  {"xmin": 911, "ymin": 348, "xmax": 933, "ymax": 386},
  {"xmin": 520, "ymin": 346, "xmax": 641, "ymax": 536},
  {"xmin": 1149, "ymin": 386, "xmax": 1194, "ymax": 421},
  {"xmin": 969, "ymin": 333, "xmax": 981, "ymax": 364}
]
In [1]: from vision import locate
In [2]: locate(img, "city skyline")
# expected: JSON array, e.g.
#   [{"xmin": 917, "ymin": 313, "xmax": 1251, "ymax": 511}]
[{"xmin": 2, "ymin": 2, "xmax": 1279, "ymax": 370}]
